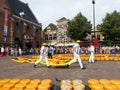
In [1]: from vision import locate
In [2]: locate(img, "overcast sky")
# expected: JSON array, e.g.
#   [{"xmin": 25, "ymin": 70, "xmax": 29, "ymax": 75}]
[{"xmin": 20, "ymin": 0, "xmax": 120, "ymax": 29}]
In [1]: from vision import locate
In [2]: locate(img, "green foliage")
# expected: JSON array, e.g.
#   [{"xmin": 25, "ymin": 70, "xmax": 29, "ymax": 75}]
[
  {"xmin": 67, "ymin": 12, "xmax": 92, "ymax": 41},
  {"xmin": 100, "ymin": 10, "xmax": 120, "ymax": 41}
]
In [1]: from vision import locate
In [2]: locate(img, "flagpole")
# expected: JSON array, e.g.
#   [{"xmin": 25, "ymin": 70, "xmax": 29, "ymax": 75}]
[{"xmin": 92, "ymin": 0, "xmax": 96, "ymax": 38}]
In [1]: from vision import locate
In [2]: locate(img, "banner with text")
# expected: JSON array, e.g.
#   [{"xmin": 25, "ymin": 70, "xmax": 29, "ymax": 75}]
[{"xmin": 3, "ymin": 8, "xmax": 8, "ymax": 36}]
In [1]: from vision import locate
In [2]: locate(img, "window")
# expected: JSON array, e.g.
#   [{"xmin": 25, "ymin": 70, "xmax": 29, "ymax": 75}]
[
  {"xmin": 16, "ymin": 22, "xmax": 19, "ymax": 27},
  {"xmin": 59, "ymin": 40, "xmax": 62, "ymax": 43},
  {"xmin": 92, "ymin": 35, "xmax": 94, "ymax": 40},
  {"xmin": 97, "ymin": 35, "xmax": 100, "ymax": 40},
  {"xmin": 57, "ymin": 25, "xmax": 66, "ymax": 29},
  {"xmin": 45, "ymin": 35, "xmax": 48, "ymax": 40},
  {"xmin": 27, "ymin": 25, "xmax": 29, "ymax": 30},
  {"xmin": 49, "ymin": 35, "xmax": 52, "ymax": 40},
  {"xmin": 36, "ymin": 29, "xmax": 38, "ymax": 33},
  {"xmin": 53, "ymin": 33, "xmax": 57, "ymax": 40}
]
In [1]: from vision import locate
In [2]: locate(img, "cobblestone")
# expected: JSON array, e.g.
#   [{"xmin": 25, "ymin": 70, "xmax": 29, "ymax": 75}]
[{"xmin": 0, "ymin": 55, "xmax": 120, "ymax": 88}]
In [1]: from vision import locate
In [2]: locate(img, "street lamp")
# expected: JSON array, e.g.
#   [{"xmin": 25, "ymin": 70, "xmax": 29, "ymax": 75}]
[{"xmin": 92, "ymin": 0, "xmax": 96, "ymax": 38}]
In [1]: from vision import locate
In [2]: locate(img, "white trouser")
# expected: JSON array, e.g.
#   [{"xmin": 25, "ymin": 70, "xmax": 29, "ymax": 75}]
[
  {"xmin": 69, "ymin": 53, "xmax": 83, "ymax": 68},
  {"xmin": 35, "ymin": 55, "xmax": 49, "ymax": 66},
  {"xmin": 89, "ymin": 52, "xmax": 94, "ymax": 63}
]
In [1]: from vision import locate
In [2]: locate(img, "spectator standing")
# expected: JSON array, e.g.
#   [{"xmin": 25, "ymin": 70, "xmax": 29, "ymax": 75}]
[
  {"xmin": 0, "ymin": 45, "xmax": 5, "ymax": 57},
  {"xmin": 88, "ymin": 43, "xmax": 95, "ymax": 63},
  {"xmin": 10, "ymin": 47, "xmax": 14, "ymax": 56},
  {"xmin": 5, "ymin": 46, "xmax": 9, "ymax": 56},
  {"xmin": 29, "ymin": 47, "xmax": 34, "ymax": 54},
  {"xmin": 14, "ymin": 47, "xmax": 18, "ymax": 58},
  {"xmin": 18, "ymin": 47, "xmax": 22, "ymax": 56},
  {"xmin": 48, "ymin": 46, "xmax": 54, "ymax": 59}
]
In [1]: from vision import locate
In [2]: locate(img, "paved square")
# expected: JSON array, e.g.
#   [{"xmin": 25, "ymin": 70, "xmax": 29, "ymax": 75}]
[{"xmin": 0, "ymin": 55, "xmax": 120, "ymax": 89}]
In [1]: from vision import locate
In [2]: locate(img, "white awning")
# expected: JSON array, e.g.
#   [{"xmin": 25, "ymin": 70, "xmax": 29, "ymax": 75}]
[
  {"xmin": 65, "ymin": 43, "xmax": 76, "ymax": 46},
  {"xmin": 47, "ymin": 42, "xmax": 57, "ymax": 45},
  {"xmin": 55, "ymin": 43, "xmax": 64, "ymax": 46},
  {"xmin": 55, "ymin": 43, "xmax": 76, "ymax": 46}
]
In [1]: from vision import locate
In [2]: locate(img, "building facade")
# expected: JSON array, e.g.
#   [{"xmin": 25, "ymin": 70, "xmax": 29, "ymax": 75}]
[
  {"xmin": 44, "ymin": 18, "xmax": 104, "ymax": 47},
  {"xmin": 43, "ymin": 23, "xmax": 57, "ymax": 45},
  {"xmin": 0, "ymin": 0, "xmax": 42, "ymax": 51},
  {"xmin": 56, "ymin": 17, "xmax": 74, "ymax": 46}
]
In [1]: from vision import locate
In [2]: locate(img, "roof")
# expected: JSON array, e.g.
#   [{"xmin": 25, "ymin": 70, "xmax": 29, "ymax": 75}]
[
  {"xmin": 44, "ymin": 23, "xmax": 57, "ymax": 31},
  {"xmin": 7, "ymin": 0, "xmax": 40, "ymax": 25},
  {"xmin": 56, "ymin": 17, "xmax": 69, "ymax": 22}
]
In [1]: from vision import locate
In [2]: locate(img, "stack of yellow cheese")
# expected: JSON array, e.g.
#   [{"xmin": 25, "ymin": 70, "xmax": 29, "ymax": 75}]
[
  {"xmin": 88, "ymin": 79, "xmax": 120, "ymax": 90},
  {"xmin": 0, "ymin": 78, "xmax": 52, "ymax": 90},
  {"xmin": 60, "ymin": 79, "xmax": 85, "ymax": 90}
]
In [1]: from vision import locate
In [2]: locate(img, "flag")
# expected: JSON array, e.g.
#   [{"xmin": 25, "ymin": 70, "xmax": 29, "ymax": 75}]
[{"xmin": 94, "ymin": 37, "xmax": 98, "ymax": 48}]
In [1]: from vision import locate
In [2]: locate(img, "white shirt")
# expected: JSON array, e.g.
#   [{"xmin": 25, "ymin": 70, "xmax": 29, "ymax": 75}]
[
  {"xmin": 40, "ymin": 46, "xmax": 48, "ymax": 56},
  {"xmin": 90, "ymin": 45, "xmax": 94, "ymax": 52},
  {"xmin": 18, "ymin": 48, "xmax": 22, "ymax": 54},
  {"xmin": 72, "ymin": 43, "xmax": 80, "ymax": 54},
  {"xmin": 1, "ymin": 47, "xmax": 4, "ymax": 52}
]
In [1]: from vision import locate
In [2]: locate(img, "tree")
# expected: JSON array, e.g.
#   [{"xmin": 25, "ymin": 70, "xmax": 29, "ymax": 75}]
[
  {"xmin": 100, "ymin": 10, "xmax": 120, "ymax": 42},
  {"xmin": 67, "ymin": 12, "xmax": 92, "ymax": 41}
]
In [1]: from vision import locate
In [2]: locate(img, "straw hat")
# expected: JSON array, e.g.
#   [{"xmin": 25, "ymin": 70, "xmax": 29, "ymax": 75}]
[
  {"xmin": 76, "ymin": 40, "xmax": 81, "ymax": 43},
  {"xmin": 42, "ymin": 43, "xmax": 47, "ymax": 46}
]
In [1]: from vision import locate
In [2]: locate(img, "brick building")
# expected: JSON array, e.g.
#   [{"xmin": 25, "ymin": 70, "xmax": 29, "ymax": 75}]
[{"xmin": 0, "ymin": 0, "xmax": 42, "ymax": 51}]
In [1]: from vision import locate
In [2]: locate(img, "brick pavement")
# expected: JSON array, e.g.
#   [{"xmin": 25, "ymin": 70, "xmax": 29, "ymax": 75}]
[{"xmin": 0, "ymin": 55, "xmax": 120, "ymax": 90}]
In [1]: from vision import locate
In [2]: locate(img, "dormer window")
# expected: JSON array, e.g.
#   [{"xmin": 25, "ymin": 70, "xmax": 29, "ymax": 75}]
[
  {"xmin": 47, "ymin": 26, "xmax": 51, "ymax": 31},
  {"xmin": 19, "ymin": 12, "xmax": 25, "ymax": 18}
]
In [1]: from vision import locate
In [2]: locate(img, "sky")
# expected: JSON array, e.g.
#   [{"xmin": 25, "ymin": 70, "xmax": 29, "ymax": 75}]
[{"xmin": 20, "ymin": 0, "xmax": 120, "ymax": 29}]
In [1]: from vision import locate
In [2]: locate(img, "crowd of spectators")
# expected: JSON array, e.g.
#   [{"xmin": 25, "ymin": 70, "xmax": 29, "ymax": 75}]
[
  {"xmin": 0, "ymin": 45, "xmax": 22, "ymax": 57},
  {"xmin": 0, "ymin": 44, "xmax": 120, "ymax": 57}
]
